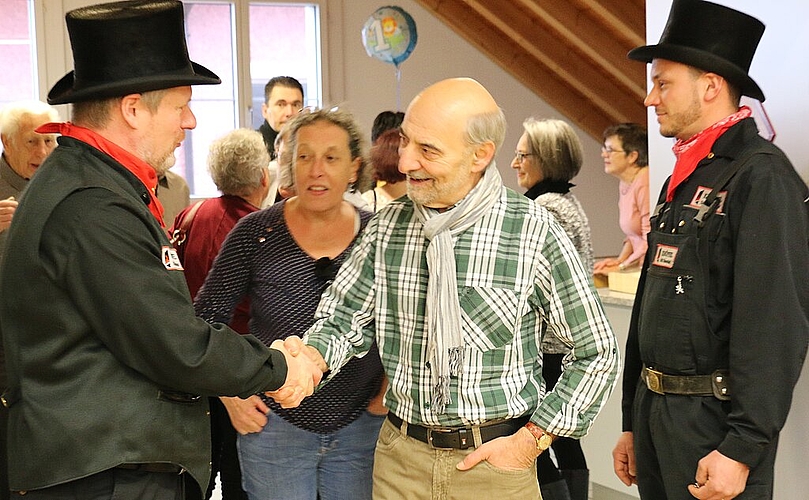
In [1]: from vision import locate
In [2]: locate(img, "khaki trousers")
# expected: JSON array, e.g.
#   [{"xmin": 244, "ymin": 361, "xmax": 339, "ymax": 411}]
[{"xmin": 372, "ymin": 417, "xmax": 541, "ymax": 500}]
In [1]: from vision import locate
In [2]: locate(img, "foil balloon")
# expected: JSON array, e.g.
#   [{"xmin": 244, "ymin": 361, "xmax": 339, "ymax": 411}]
[{"xmin": 361, "ymin": 6, "xmax": 417, "ymax": 67}]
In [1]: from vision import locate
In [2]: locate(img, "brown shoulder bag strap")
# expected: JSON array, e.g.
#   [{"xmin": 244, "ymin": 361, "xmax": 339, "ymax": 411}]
[{"xmin": 169, "ymin": 199, "xmax": 206, "ymax": 248}]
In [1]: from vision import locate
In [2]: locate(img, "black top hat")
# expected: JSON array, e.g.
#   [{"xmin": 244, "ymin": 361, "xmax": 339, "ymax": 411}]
[
  {"xmin": 48, "ymin": 0, "xmax": 221, "ymax": 105},
  {"xmin": 628, "ymin": 0, "xmax": 765, "ymax": 101}
]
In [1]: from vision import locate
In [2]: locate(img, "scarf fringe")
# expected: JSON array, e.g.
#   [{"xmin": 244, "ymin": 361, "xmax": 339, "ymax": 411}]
[
  {"xmin": 448, "ymin": 346, "xmax": 462, "ymax": 375},
  {"xmin": 431, "ymin": 375, "xmax": 452, "ymax": 415}
]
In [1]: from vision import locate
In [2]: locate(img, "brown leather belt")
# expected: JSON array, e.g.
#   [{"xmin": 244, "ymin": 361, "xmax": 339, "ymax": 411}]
[
  {"xmin": 116, "ymin": 463, "xmax": 185, "ymax": 474},
  {"xmin": 387, "ymin": 413, "xmax": 529, "ymax": 450},
  {"xmin": 642, "ymin": 366, "xmax": 730, "ymax": 401}
]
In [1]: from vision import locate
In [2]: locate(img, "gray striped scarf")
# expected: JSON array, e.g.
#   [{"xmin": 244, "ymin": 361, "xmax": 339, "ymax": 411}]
[{"xmin": 412, "ymin": 164, "xmax": 503, "ymax": 414}]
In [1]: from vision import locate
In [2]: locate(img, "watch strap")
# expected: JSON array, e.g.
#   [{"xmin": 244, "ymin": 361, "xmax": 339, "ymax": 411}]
[{"xmin": 524, "ymin": 422, "xmax": 553, "ymax": 451}]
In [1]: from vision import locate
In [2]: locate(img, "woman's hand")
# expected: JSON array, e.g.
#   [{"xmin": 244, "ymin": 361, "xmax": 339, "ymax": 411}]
[
  {"xmin": 594, "ymin": 257, "xmax": 621, "ymax": 273},
  {"xmin": 221, "ymin": 395, "xmax": 270, "ymax": 435}
]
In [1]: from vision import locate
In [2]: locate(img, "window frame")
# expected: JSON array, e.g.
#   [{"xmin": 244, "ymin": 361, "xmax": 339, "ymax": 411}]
[
  {"xmin": 31, "ymin": 0, "xmax": 333, "ymax": 198},
  {"xmin": 180, "ymin": 0, "xmax": 329, "ymax": 130}
]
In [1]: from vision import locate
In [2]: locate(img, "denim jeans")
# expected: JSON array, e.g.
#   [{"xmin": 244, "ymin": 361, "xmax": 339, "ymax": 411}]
[{"xmin": 238, "ymin": 410, "xmax": 384, "ymax": 500}]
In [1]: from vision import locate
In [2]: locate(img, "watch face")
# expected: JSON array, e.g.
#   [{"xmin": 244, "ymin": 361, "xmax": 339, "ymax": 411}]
[{"xmin": 538, "ymin": 433, "xmax": 553, "ymax": 451}]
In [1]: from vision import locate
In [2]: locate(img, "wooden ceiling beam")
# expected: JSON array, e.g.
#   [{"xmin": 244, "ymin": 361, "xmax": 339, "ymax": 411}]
[
  {"xmin": 511, "ymin": 0, "xmax": 645, "ymax": 100},
  {"xmin": 453, "ymin": 0, "xmax": 643, "ymax": 120},
  {"xmin": 572, "ymin": 0, "xmax": 646, "ymax": 48},
  {"xmin": 413, "ymin": 0, "xmax": 647, "ymax": 139}
]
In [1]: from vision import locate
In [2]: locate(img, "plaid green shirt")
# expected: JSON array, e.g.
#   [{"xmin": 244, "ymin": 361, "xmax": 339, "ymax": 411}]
[{"xmin": 306, "ymin": 187, "xmax": 619, "ymax": 436}]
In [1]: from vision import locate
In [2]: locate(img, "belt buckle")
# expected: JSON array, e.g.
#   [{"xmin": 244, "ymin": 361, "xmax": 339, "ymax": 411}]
[
  {"xmin": 645, "ymin": 368, "xmax": 664, "ymax": 395},
  {"xmin": 427, "ymin": 427, "xmax": 469, "ymax": 449}
]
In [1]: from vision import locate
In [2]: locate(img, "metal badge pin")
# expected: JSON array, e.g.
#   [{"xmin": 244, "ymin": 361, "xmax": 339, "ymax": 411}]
[{"xmin": 675, "ymin": 275, "xmax": 685, "ymax": 295}]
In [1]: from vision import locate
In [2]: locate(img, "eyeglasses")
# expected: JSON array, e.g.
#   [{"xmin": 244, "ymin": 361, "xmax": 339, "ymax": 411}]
[
  {"xmin": 601, "ymin": 147, "xmax": 626, "ymax": 154},
  {"xmin": 514, "ymin": 152, "xmax": 534, "ymax": 163}
]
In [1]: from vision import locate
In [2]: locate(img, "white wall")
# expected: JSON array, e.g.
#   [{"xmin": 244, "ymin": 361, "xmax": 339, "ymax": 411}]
[{"xmin": 644, "ymin": 3, "xmax": 809, "ymax": 500}]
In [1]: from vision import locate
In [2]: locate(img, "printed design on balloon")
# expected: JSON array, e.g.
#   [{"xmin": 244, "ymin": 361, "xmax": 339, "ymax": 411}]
[{"xmin": 362, "ymin": 6, "xmax": 418, "ymax": 67}]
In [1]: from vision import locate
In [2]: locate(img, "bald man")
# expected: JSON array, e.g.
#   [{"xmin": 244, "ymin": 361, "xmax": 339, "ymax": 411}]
[{"xmin": 288, "ymin": 78, "xmax": 619, "ymax": 499}]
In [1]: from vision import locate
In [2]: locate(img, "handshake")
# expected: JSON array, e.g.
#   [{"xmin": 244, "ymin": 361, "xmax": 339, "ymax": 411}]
[{"xmin": 265, "ymin": 336, "xmax": 328, "ymax": 408}]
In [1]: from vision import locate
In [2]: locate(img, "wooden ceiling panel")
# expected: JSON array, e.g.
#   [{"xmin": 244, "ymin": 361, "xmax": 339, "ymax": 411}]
[{"xmin": 414, "ymin": 0, "xmax": 647, "ymax": 139}]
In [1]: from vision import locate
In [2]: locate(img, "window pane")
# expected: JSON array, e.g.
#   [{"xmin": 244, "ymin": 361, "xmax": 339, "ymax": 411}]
[
  {"xmin": 180, "ymin": 1, "xmax": 322, "ymax": 199},
  {"xmin": 249, "ymin": 3, "xmax": 321, "ymax": 129},
  {"xmin": 183, "ymin": 2, "xmax": 238, "ymax": 198},
  {"xmin": 0, "ymin": 0, "xmax": 36, "ymax": 107}
]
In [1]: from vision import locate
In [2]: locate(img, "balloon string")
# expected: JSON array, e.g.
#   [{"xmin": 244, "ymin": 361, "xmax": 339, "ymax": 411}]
[{"xmin": 396, "ymin": 66, "xmax": 402, "ymax": 111}]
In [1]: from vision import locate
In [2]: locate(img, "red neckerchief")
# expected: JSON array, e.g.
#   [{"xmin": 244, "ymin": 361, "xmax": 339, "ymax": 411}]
[
  {"xmin": 667, "ymin": 106, "xmax": 752, "ymax": 202},
  {"xmin": 37, "ymin": 122, "xmax": 166, "ymax": 227}
]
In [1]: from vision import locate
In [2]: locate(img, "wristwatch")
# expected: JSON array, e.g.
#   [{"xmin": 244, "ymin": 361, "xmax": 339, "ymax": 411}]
[{"xmin": 524, "ymin": 422, "xmax": 553, "ymax": 452}]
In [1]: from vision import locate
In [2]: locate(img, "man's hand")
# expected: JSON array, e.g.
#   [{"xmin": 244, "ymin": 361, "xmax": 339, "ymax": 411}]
[
  {"xmin": 0, "ymin": 197, "xmax": 17, "ymax": 232},
  {"xmin": 220, "ymin": 395, "xmax": 269, "ymax": 435},
  {"xmin": 613, "ymin": 431, "xmax": 637, "ymax": 486},
  {"xmin": 265, "ymin": 338, "xmax": 325, "ymax": 408},
  {"xmin": 687, "ymin": 450, "xmax": 749, "ymax": 500},
  {"xmin": 456, "ymin": 426, "xmax": 538, "ymax": 471},
  {"xmin": 283, "ymin": 335, "xmax": 329, "ymax": 372}
]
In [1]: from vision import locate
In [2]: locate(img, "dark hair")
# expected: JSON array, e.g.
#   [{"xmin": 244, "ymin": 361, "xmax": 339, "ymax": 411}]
[
  {"xmin": 602, "ymin": 123, "xmax": 649, "ymax": 167},
  {"xmin": 371, "ymin": 111, "xmax": 404, "ymax": 143},
  {"xmin": 370, "ymin": 128, "xmax": 405, "ymax": 184},
  {"xmin": 264, "ymin": 76, "xmax": 304, "ymax": 103}
]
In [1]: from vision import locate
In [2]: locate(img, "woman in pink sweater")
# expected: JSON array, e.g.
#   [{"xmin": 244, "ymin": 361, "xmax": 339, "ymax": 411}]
[{"xmin": 594, "ymin": 123, "xmax": 650, "ymax": 274}]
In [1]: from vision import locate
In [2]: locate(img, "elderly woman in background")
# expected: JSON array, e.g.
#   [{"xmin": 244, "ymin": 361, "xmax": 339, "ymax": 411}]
[
  {"xmin": 170, "ymin": 128, "xmax": 271, "ymax": 500},
  {"xmin": 263, "ymin": 124, "xmax": 291, "ymax": 207},
  {"xmin": 511, "ymin": 117, "xmax": 593, "ymax": 500},
  {"xmin": 593, "ymin": 123, "xmax": 650, "ymax": 274},
  {"xmin": 194, "ymin": 108, "xmax": 384, "ymax": 500},
  {"xmin": 361, "ymin": 128, "xmax": 406, "ymax": 212}
]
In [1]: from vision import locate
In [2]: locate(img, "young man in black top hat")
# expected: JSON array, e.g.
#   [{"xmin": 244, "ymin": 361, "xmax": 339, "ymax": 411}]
[
  {"xmin": 612, "ymin": 1, "xmax": 809, "ymax": 499},
  {"xmin": 0, "ymin": 1, "xmax": 323, "ymax": 498}
]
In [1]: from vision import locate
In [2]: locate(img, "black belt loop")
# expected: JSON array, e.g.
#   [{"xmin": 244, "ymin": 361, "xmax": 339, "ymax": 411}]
[{"xmin": 387, "ymin": 413, "xmax": 528, "ymax": 450}]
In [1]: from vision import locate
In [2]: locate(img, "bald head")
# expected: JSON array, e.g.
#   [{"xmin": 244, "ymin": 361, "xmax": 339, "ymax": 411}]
[
  {"xmin": 399, "ymin": 78, "xmax": 505, "ymax": 208},
  {"xmin": 407, "ymin": 78, "xmax": 505, "ymax": 150}
]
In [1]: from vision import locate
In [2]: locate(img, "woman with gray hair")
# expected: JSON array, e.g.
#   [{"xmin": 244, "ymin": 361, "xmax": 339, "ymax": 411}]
[
  {"xmin": 169, "ymin": 127, "xmax": 271, "ymax": 500},
  {"xmin": 195, "ymin": 107, "xmax": 384, "ymax": 500},
  {"xmin": 511, "ymin": 117, "xmax": 594, "ymax": 500}
]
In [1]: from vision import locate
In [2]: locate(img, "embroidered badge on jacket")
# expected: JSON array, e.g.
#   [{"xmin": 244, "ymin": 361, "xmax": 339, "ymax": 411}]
[
  {"xmin": 689, "ymin": 186, "xmax": 727, "ymax": 214},
  {"xmin": 162, "ymin": 246, "xmax": 184, "ymax": 271},
  {"xmin": 653, "ymin": 244, "xmax": 678, "ymax": 268}
]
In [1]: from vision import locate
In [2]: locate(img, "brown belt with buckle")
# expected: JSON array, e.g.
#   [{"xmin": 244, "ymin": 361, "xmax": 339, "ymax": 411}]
[
  {"xmin": 642, "ymin": 365, "xmax": 730, "ymax": 401},
  {"xmin": 387, "ymin": 413, "xmax": 529, "ymax": 450},
  {"xmin": 116, "ymin": 463, "xmax": 185, "ymax": 474}
]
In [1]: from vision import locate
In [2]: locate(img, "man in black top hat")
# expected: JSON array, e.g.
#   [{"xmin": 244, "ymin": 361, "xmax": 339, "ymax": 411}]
[
  {"xmin": 0, "ymin": 1, "xmax": 323, "ymax": 498},
  {"xmin": 612, "ymin": 1, "xmax": 809, "ymax": 499}
]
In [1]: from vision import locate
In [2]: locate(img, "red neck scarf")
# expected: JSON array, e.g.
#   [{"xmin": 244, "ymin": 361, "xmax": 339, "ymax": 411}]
[
  {"xmin": 37, "ymin": 122, "xmax": 166, "ymax": 227},
  {"xmin": 667, "ymin": 106, "xmax": 752, "ymax": 202}
]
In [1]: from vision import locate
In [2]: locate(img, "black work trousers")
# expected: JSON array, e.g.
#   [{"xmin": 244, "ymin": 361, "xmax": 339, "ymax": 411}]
[
  {"xmin": 10, "ymin": 468, "xmax": 184, "ymax": 499},
  {"xmin": 633, "ymin": 383, "xmax": 777, "ymax": 500}
]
